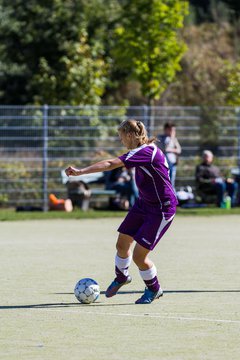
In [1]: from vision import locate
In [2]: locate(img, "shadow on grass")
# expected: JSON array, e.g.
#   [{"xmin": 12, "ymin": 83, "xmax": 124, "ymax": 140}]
[
  {"xmin": 165, "ymin": 289, "xmax": 240, "ymax": 294},
  {"xmin": 54, "ymin": 289, "xmax": 240, "ymax": 296},
  {"xmin": 1, "ymin": 289, "xmax": 239, "ymax": 310},
  {"xmin": 0, "ymin": 303, "xmax": 80, "ymax": 309},
  {"xmin": 0, "ymin": 302, "xmax": 135, "ymax": 309}
]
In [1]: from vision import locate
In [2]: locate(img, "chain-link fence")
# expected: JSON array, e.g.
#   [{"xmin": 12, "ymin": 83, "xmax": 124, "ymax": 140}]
[{"xmin": 0, "ymin": 105, "xmax": 239, "ymax": 210}]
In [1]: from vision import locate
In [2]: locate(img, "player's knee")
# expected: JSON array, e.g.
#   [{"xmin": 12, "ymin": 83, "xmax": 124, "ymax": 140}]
[{"xmin": 116, "ymin": 234, "xmax": 133, "ymax": 254}]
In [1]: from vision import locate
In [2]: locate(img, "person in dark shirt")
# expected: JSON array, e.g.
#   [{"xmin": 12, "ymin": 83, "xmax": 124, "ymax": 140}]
[
  {"xmin": 105, "ymin": 167, "xmax": 138, "ymax": 209},
  {"xmin": 195, "ymin": 150, "xmax": 238, "ymax": 207}
]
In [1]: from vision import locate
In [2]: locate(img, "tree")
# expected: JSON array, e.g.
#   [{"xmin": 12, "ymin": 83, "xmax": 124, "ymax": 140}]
[
  {"xmin": 161, "ymin": 23, "xmax": 236, "ymax": 106},
  {"xmin": 224, "ymin": 61, "xmax": 240, "ymax": 105},
  {"xmin": 188, "ymin": 0, "xmax": 240, "ymax": 23},
  {"xmin": 223, "ymin": 0, "xmax": 240, "ymax": 15},
  {"xmin": 0, "ymin": 0, "xmax": 109, "ymax": 105},
  {"xmin": 111, "ymin": 0, "xmax": 188, "ymax": 104}
]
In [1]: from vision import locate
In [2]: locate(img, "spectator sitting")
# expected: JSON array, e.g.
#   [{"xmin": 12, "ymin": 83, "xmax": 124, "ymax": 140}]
[
  {"xmin": 66, "ymin": 180, "xmax": 91, "ymax": 211},
  {"xmin": 49, "ymin": 193, "xmax": 73, "ymax": 212},
  {"xmin": 105, "ymin": 167, "xmax": 138, "ymax": 210},
  {"xmin": 195, "ymin": 150, "xmax": 238, "ymax": 207},
  {"xmin": 157, "ymin": 122, "xmax": 181, "ymax": 189}
]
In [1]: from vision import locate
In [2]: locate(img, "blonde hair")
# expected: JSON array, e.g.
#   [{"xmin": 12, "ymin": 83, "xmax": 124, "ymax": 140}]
[{"xmin": 118, "ymin": 119, "xmax": 155, "ymax": 145}]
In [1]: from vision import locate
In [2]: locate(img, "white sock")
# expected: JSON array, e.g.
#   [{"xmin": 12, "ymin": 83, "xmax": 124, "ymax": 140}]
[
  {"xmin": 139, "ymin": 264, "xmax": 157, "ymax": 280},
  {"xmin": 115, "ymin": 254, "xmax": 132, "ymax": 277},
  {"xmin": 139, "ymin": 264, "xmax": 161, "ymax": 292}
]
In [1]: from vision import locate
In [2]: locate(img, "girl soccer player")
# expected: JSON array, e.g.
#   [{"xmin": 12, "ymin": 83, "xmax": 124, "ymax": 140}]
[{"xmin": 65, "ymin": 119, "xmax": 178, "ymax": 304}]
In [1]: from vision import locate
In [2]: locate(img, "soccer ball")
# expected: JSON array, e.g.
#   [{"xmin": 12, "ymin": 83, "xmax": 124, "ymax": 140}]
[{"xmin": 74, "ymin": 278, "xmax": 100, "ymax": 304}]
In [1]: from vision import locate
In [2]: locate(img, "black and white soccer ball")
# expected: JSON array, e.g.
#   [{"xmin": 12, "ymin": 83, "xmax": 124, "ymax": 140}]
[{"xmin": 74, "ymin": 278, "xmax": 100, "ymax": 304}]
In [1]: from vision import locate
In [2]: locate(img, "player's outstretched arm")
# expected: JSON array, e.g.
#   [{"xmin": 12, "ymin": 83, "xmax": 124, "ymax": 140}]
[{"xmin": 65, "ymin": 158, "xmax": 124, "ymax": 177}]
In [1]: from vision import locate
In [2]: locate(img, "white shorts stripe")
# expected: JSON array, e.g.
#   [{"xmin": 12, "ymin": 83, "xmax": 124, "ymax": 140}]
[{"xmin": 153, "ymin": 213, "xmax": 175, "ymax": 248}]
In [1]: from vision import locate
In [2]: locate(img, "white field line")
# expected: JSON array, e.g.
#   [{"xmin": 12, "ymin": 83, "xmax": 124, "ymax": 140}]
[{"xmin": 30, "ymin": 308, "xmax": 240, "ymax": 325}]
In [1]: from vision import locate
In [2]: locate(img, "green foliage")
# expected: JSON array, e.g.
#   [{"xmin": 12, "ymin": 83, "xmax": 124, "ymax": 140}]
[
  {"xmin": 0, "ymin": 0, "xmax": 108, "ymax": 105},
  {"xmin": 222, "ymin": 0, "xmax": 240, "ymax": 15},
  {"xmin": 0, "ymin": 162, "xmax": 42, "ymax": 206},
  {"xmin": 0, "ymin": 194, "xmax": 8, "ymax": 206},
  {"xmin": 162, "ymin": 23, "xmax": 237, "ymax": 106},
  {"xmin": 0, "ymin": 0, "xmax": 239, "ymax": 106},
  {"xmin": 223, "ymin": 61, "xmax": 240, "ymax": 105},
  {"xmin": 111, "ymin": 0, "xmax": 188, "ymax": 102},
  {"xmin": 199, "ymin": 107, "xmax": 221, "ymax": 150},
  {"xmin": 188, "ymin": 0, "xmax": 240, "ymax": 24},
  {"xmin": 32, "ymin": 33, "xmax": 107, "ymax": 105}
]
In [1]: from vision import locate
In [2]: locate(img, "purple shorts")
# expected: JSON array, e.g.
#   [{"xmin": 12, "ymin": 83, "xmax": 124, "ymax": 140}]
[{"xmin": 118, "ymin": 198, "xmax": 176, "ymax": 250}]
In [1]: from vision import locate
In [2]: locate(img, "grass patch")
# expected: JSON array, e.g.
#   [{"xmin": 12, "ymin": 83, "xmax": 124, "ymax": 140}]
[
  {"xmin": 0, "ymin": 208, "xmax": 127, "ymax": 221},
  {"xmin": 177, "ymin": 206, "xmax": 240, "ymax": 216},
  {"xmin": 1, "ymin": 217, "xmax": 239, "ymax": 359},
  {"xmin": 0, "ymin": 206, "xmax": 240, "ymax": 221}
]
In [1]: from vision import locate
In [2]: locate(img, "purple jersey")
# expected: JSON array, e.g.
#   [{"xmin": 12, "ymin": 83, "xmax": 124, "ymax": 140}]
[{"xmin": 119, "ymin": 143, "xmax": 178, "ymax": 208}]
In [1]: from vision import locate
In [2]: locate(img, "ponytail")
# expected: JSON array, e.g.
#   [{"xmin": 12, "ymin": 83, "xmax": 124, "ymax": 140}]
[{"xmin": 118, "ymin": 119, "xmax": 156, "ymax": 145}]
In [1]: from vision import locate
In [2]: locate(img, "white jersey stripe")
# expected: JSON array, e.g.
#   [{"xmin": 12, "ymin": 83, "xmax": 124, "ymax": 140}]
[
  {"xmin": 126, "ymin": 143, "xmax": 148, "ymax": 161},
  {"xmin": 149, "ymin": 143, "xmax": 158, "ymax": 163}
]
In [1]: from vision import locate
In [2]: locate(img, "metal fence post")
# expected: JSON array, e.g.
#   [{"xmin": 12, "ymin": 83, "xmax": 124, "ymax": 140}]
[
  {"xmin": 42, "ymin": 104, "xmax": 48, "ymax": 212},
  {"xmin": 236, "ymin": 107, "xmax": 240, "ymax": 170},
  {"xmin": 142, "ymin": 105, "xmax": 149, "ymax": 133}
]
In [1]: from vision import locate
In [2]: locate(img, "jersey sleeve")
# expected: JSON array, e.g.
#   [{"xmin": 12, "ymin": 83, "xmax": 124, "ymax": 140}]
[{"xmin": 118, "ymin": 146, "xmax": 153, "ymax": 169}]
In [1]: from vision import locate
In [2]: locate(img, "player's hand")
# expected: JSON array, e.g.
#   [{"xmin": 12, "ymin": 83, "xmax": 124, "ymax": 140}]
[{"xmin": 65, "ymin": 166, "xmax": 81, "ymax": 176}]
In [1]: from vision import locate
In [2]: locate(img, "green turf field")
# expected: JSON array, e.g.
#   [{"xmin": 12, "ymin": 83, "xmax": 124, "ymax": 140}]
[{"xmin": 1, "ymin": 216, "xmax": 240, "ymax": 360}]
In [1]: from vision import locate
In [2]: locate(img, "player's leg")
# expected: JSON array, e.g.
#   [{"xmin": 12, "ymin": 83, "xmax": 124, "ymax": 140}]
[
  {"xmin": 115, "ymin": 233, "xmax": 133, "ymax": 282},
  {"xmin": 226, "ymin": 180, "xmax": 238, "ymax": 206},
  {"xmin": 106, "ymin": 201, "xmax": 144, "ymax": 298},
  {"xmin": 133, "ymin": 243, "xmax": 163, "ymax": 304},
  {"xmin": 214, "ymin": 182, "xmax": 226, "ymax": 207},
  {"xmin": 105, "ymin": 233, "xmax": 134, "ymax": 298}
]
